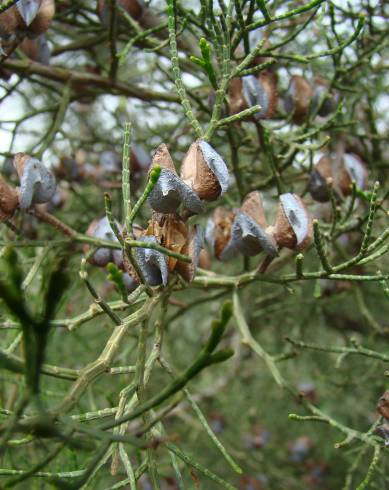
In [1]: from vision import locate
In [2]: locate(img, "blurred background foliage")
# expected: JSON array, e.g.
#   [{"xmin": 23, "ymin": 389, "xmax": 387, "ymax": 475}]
[{"xmin": 0, "ymin": 0, "xmax": 388, "ymax": 489}]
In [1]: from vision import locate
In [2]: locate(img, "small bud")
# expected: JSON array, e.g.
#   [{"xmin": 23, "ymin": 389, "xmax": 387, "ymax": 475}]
[
  {"xmin": 0, "ymin": 175, "xmax": 19, "ymax": 222},
  {"xmin": 377, "ymin": 390, "xmax": 389, "ymax": 420},
  {"xmin": 13, "ymin": 153, "xmax": 56, "ymax": 209},
  {"xmin": 269, "ymin": 193, "xmax": 313, "ymax": 251},
  {"xmin": 148, "ymin": 144, "xmax": 203, "ymax": 214},
  {"xmin": 180, "ymin": 140, "xmax": 229, "ymax": 201},
  {"xmin": 284, "ymin": 75, "xmax": 313, "ymax": 124}
]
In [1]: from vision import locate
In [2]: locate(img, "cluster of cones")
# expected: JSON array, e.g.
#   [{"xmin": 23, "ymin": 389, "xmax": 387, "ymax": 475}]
[
  {"xmin": 87, "ymin": 140, "xmax": 314, "ymax": 293},
  {"xmin": 206, "ymin": 191, "xmax": 313, "ymax": 262},
  {"xmin": 229, "ymin": 71, "xmax": 337, "ymax": 123},
  {"xmin": 86, "ymin": 140, "xmax": 230, "ymax": 291}
]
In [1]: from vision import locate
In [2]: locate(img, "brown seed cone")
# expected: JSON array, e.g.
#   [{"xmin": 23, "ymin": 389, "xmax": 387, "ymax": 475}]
[
  {"xmin": 149, "ymin": 143, "xmax": 176, "ymax": 174},
  {"xmin": 229, "ymin": 72, "xmax": 277, "ymax": 121},
  {"xmin": 0, "ymin": 175, "xmax": 19, "ymax": 222},
  {"xmin": 241, "ymin": 191, "xmax": 268, "ymax": 228},
  {"xmin": 258, "ymin": 71, "xmax": 278, "ymax": 119},
  {"xmin": 175, "ymin": 227, "xmax": 199, "ymax": 282},
  {"xmin": 270, "ymin": 195, "xmax": 313, "ymax": 251},
  {"xmin": 13, "ymin": 152, "xmax": 30, "ymax": 179},
  {"xmin": 15, "ymin": 0, "xmax": 55, "ymax": 37},
  {"xmin": 342, "ymin": 153, "xmax": 368, "ymax": 194},
  {"xmin": 288, "ymin": 75, "xmax": 313, "ymax": 124},
  {"xmin": 0, "ymin": 6, "xmax": 19, "ymax": 39},
  {"xmin": 228, "ymin": 77, "xmax": 246, "ymax": 115},
  {"xmin": 314, "ymin": 155, "xmax": 352, "ymax": 198},
  {"xmin": 212, "ymin": 207, "xmax": 235, "ymax": 258},
  {"xmin": 377, "ymin": 391, "xmax": 389, "ymax": 420},
  {"xmin": 145, "ymin": 213, "xmax": 187, "ymax": 271},
  {"xmin": 315, "ymin": 155, "xmax": 333, "ymax": 181},
  {"xmin": 198, "ymin": 248, "xmax": 211, "ymax": 270},
  {"xmin": 337, "ymin": 166, "xmax": 353, "ymax": 197},
  {"xmin": 97, "ymin": 0, "xmax": 144, "ymax": 21},
  {"xmin": 180, "ymin": 141, "xmax": 221, "ymax": 201},
  {"xmin": 19, "ymin": 37, "xmax": 40, "ymax": 60}
]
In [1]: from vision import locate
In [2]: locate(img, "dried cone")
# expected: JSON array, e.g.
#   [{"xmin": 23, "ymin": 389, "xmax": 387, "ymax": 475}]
[
  {"xmin": 198, "ymin": 248, "xmax": 211, "ymax": 270},
  {"xmin": 257, "ymin": 71, "xmax": 278, "ymax": 119},
  {"xmin": 15, "ymin": 0, "xmax": 55, "ymax": 37},
  {"xmin": 238, "ymin": 476, "xmax": 264, "ymax": 490},
  {"xmin": 180, "ymin": 140, "xmax": 229, "ymax": 201},
  {"xmin": 269, "ymin": 193, "xmax": 313, "ymax": 251},
  {"xmin": 343, "ymin": 153, "xmax": 368, "ymax": 191},
  {"xmin": 13, "ymin": 152, "xmax": 30, "ymax": 179},
  {"xmin": 13, "ymin": 152, "xmax": 56, "ymax": 209},
  {"xmin": 228, "ymin": 77, "xmax": 246, "ymax": 115},
  {"xmin": 207, "ymin": 207, "xmax": 235, "ymax": 259},
  {"xmin": 97, "ymin": 0, "xmax": 144, "ymax": 23},
  {"xmin": 313, "ymin": 76, "xmax": 337, "ymax": 117},
  {"xmin": 19, "ymin": 35, "xmax": 50, "ymax": 64},
  {"xmin": 309, "ymin": 154, "xmax": 353, "ymax": 200},
  {"xmin": 145, "ymin": 213, "xmax": 187, "ymax": 271},
  {"xmin": 0, "ymin": 6, "xmax": 19, "ymax": 41},
  {"xmin": 148, "ymin": 144, "xmax": 203, "ymax": 215},
  {"xmin": 309, "ymin": 156, "xmax": 333, "ymax": 203},
  {"xmin": 84, "ymin": 216, "xmax": 122, "ymax": 268},
  {"xmin": 149, "ymin": 143, "xmax": 176, "ymax": 174},
  {"xmin": 241, "ymin": 191, "xmax": 268, "ymax": 229},
  {"xmin": 284, "ymin": 75, "xmax": 313, "ymax": 124},
  {"xmin": 175, "ymin": 225, "xmax": 204, "ymax": 282},
  {"xmin": 0, "ymin": 175, "xmax": 19, "ymax": 222},
  {"xmin": 377, "ymin": 391, "xmax": 389, "ymax": 420},
  {"xmin": 229, "ymin": 73, "xmax": 277, "ymax": 120}
]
